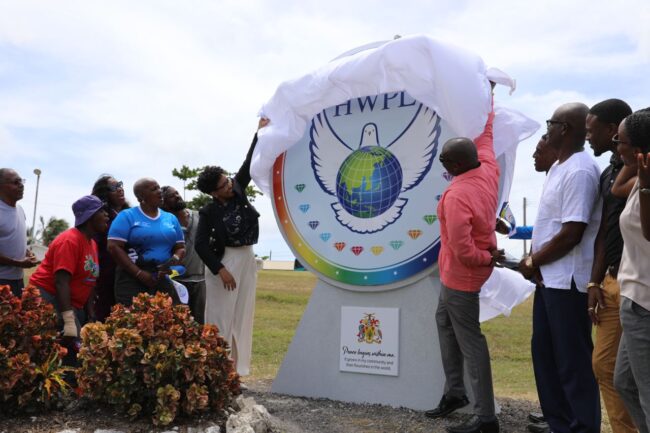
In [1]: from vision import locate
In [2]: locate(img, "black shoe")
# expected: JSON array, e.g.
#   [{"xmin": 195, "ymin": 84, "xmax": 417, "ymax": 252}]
[
  {"xmin": 446, "ymin": 415, "xmax": 499, "ymax": 433},
  {"xmin": 425, "ymin": 394, "xmax": 470, "ymax": 419},
  {"xmin": 527, "ymin": 412, "xmax": 545, "ymax": 424},
  {"xmin": 526, "ymin": 422, "xmax": 550, "ymax": 433}
]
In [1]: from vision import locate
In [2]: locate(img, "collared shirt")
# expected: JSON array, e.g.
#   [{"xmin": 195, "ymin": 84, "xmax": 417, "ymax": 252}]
[
  {"xmin": 600, "ymin": 154, "xmax": 626, "ymax": 269},
  {"xmin": 108, "ymin": 207, "xmax": 184, "ymax": 265},
  {"xmin": 437, "ymin": 111, "xmax": 499, "ymax": 292},
  {"xmin": 531, "ymin": 150, "xmax": 601, "ymax": 292}
]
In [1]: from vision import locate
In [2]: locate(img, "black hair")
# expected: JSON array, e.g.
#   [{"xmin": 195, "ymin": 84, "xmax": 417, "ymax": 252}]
[
  {"xmin": 625, "ymin": 110, "xmax": 650, "ymax": 153},
  {"xmin": 91, "ymin": 174, "xmax": 129, "ymax": 210},
  {"xmin": 589, "ymin": 99, "xmax": 632, "ymax": 125},
  {"xmin": 196, "ymin": 166, "xmax": 227, "ymax": 194}
]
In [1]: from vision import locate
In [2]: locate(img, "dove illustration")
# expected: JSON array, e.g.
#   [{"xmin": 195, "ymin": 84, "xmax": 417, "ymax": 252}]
[{"xmin": 310, "ymin": 103, "xmax": 441, "ymax": 233}]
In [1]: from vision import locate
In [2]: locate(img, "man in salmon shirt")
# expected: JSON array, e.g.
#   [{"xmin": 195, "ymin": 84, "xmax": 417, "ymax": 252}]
[{"xmin": 425, "ymin": 98, "xmax": 504, "ymax": 433}]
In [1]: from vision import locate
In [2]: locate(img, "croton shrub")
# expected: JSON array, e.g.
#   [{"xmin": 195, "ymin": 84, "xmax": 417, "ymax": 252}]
[
  {"xmin": 77, "ymin": 292, "xmax": 240, "ymax": 425},
  {"xmin": 0, "ymin": 285, "xmax": 72, "ymax": 412}
]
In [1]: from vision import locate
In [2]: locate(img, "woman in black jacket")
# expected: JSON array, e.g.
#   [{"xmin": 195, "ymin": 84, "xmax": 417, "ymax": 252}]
[{"xmin": 195, "ymin": 118, "xmax": 267, "ymax": 376}]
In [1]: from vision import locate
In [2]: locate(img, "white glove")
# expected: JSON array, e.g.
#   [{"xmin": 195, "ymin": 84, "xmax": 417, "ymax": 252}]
[{"xmin": 61, "ymin": 310, "xmax": 77, "ymax": 337}]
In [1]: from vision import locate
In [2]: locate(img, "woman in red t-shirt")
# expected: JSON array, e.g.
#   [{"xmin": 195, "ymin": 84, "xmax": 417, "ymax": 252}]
[{"xmin": 29, "ymin": 195, "xmax": 108, "ymax": 338}]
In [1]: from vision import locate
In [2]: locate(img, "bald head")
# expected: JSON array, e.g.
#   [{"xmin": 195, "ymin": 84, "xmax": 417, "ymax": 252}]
[
  {"xmin": 133, "ymin": 177, "xmax": 156, "ymax": 201},
  {"xmin": 550, "ymin": 102, "xmax": 590, "ymax": 145},
  {"xmin": 439, "ymin": 137, "xmax": 479, "ymax": 176}
]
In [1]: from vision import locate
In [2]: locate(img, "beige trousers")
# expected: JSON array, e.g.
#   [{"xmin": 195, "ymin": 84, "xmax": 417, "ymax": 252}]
[
  {"xmin": 593, "ymin": 274, "xmax": 637, "ymax": 433},
  {"xmin": 204, "ymin": 246, "xmax": 257, "ymax": 376}
]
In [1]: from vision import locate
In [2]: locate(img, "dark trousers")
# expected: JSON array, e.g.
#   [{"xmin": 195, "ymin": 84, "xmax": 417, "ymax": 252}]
[
  {"xmin": 114, "ymin": 267, "xmax": 180, "ymax": 307},
  {"xmin": 532, "ymin": 283, "xmax": 601, "ymax": 433},
  {"xmin": 178, "ymin": 280, "xmax": 206, "ymax": 324},
  {"xmin": 436, "ymin": 284, "xmax": 495, "ymax": 419},
  {"xmin": 0, "ymin": 278, "xmax": 24, "ymax": 298}
]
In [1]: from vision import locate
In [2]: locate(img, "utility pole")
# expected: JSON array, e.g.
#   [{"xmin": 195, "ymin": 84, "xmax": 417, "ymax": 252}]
[
  {"xmin": 31, "ymin": 168, "xmax": 42, "ymax": 244},
  {"xmin": 522, "ymin": 197, "xmax": 527, "ymax": 257}
]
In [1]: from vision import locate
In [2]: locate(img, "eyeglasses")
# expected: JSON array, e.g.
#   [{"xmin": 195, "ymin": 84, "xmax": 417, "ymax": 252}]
[
  {"xmin": 546, "ymin": 120, "xmax": 568, "ymax": 129},
  {"xmin": 107, "ymin": 181, "xmax": 124, "ymax": 192},
  {"xmin": 215, "ymin": 177, "xmax": 232, "ymax": 191},
  {"xmin": 611, "ymin": 134, "xmax": 629, "ymax": 146},
  {"xmin": 0, "ymin": 178, "xmax": 26, "ymax": 186}
]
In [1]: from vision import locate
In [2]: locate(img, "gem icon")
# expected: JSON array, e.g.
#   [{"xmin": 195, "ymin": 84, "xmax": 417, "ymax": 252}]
[
  {"xmin": 299, "ymin": 204, "xmax": 310, "ymax": 213},
  {"xmin": 408, "ymin": 229, "xmax": 422, "ymax": 240},
  {"xmin": 423, "ymin": 214, "xmax": 437, "ymax": 225},
  {"xmin": 320, "ymin": 233, "xmax": 331, "ymax": 242},
  {"xmin": 351, "ymin": 246, "xmax": 364, "ymax": 256},
  {"xmin": 295, "ymin": 184, "xmax": 305, "ymax": 192},
  {"xmin": 308, "ymin": 221, "xmax": 319, "ymax": 230},
  {"xmin": 334, "ymin": 242, "xmax": 346, "ymax": 251},
  {"xmin": 371, "ymin": 246, "xmax": 384, "ymax": 255},
  {"xmin": 390, "ymin": 240, "xmax": 404, "ymax": 250}
]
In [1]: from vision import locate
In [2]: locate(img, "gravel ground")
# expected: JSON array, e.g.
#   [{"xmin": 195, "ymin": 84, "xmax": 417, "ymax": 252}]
[{"xmin": 247, "ymin": 378, "xmax": 540, "ymax": 433}]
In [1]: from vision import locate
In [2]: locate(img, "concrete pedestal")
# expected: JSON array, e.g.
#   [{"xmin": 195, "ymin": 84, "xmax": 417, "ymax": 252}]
[{"xmin": 272, "ymin": 276, "xmax": 446, "ymax": 410}]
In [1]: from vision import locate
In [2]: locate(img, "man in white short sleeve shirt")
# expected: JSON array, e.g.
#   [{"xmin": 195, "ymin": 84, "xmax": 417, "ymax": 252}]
[{"xmin": 519, "ymin": 103, "xmax": 602, "ymax": 433}]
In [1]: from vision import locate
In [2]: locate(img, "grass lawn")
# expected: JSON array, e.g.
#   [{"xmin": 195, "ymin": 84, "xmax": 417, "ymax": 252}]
[{"xmin": 251, "ymin": 270, "xmax": 537, "ymax": 399}]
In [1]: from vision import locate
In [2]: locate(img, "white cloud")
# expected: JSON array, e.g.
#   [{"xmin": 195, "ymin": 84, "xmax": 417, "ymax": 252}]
[{"xmin": 1, "ymin": 0, "xmax": 649, "ymax": 259}]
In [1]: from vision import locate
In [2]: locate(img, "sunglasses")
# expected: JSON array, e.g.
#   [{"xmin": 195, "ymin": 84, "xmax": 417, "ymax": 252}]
[
  {"xmin": 216, "ymin": 177, "xmax": 232, "ymax": 191},
  {"xmin": 107, "ymin": 181, "xmax": 124, "ymax": 192},
  {"xmin": 546, "ymin": 119, "xmax": 568, "ymax": 129},
  {"xmin": 611, "ymin": 134, "xmax": 629, "ymax": 146}
]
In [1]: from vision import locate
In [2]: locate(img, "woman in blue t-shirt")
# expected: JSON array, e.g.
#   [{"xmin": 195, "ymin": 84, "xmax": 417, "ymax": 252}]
[{"xmin": 107, "ymin": 177, "xmax": 186, "ymax": 306}]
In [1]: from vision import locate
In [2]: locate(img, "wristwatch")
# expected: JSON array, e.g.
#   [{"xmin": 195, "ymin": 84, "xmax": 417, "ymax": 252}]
[
  {"xmin": 640, "ymin": 187, "xmax": 650, "ymax": 195},
  {"xmin": 586, "ymin": 282, "xmax": 603, "ymax": 290}
]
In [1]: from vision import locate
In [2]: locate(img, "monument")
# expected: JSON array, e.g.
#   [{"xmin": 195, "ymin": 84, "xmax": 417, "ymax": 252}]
[{"xmin": 251, "ymin": 35, "xmax": 538, "ymax": 410}]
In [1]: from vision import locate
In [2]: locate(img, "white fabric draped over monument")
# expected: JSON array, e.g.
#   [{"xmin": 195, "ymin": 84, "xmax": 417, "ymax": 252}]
[
  {"xmin": 251, "ymin": 34, "xmax": 538, "ymax": 195},
  {"xmin": 251, "ymin": 34, "xmax": 540, "ymax": 320}
]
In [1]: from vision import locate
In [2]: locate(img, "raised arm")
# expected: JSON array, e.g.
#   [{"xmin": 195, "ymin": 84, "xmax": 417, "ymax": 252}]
[
  {"xmin": 638, "ymin": 152, "xmax": 650, "ymax": 241},
  {"xmin": 234, "ymin": 118, "xmax": 269, "ymax": 189},
  {"xmin": 611, "ymin": 164, "xmax": 637, "ymax": 198}
]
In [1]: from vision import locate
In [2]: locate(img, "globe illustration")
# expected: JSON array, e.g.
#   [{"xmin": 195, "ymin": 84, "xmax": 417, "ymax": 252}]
[{"xmin": 335, "ymin": 146, "xmax": 403, "ymax": 218}]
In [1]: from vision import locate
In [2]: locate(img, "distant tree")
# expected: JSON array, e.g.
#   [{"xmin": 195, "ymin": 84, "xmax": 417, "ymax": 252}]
[
  {"xmin": 171, "ymin": 165, "xmax": 262, "ymax": 211},
  {"xmin": 41, "ymin": 217, "xmax": 69, "ymax": 246},
  {"xmin": 171, "ymin": 165, "xmax": 200, "ymax": 200}
]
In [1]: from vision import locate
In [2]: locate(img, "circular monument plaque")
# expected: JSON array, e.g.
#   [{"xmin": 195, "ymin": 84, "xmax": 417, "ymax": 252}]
[{"xmin": 273, "ymin": 91, "xmax": 458, "ymax": 290}]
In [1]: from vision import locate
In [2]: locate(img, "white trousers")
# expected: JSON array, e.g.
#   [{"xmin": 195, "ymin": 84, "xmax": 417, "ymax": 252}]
[{"xmin": 204, "ymin": 245, "xmax": 257, "ymax": 376}]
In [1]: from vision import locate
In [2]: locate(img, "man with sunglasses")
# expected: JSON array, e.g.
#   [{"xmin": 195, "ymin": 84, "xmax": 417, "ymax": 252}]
[
  {"xmin": 584, "ymin": 99, "xmax": 635, "ymax": 433},
  {"xmin": 519, "ymin": 103, "xmax": 602, "ymax": 433},
  {"xmin": 161, "ymin": 185, "xmax": 206, "ymax": 324},
  {"xmin": 0, "ymin": 168, "xmax": 39, "ymax": 297}
]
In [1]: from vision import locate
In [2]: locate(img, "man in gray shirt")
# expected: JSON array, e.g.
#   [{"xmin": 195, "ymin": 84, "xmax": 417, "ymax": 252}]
[
  {"xmin": 0, "ymin": 168, "xmax": 39, "ymax": 297},
  {"xmin": 162, "ymin": 186, "xmax": 206, "ymax": 323}
]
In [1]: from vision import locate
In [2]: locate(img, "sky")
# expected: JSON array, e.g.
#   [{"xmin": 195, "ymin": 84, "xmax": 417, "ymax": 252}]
[{"xmin": 2, "ymin": 0, "xmax": 649, "ymax": 260}]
